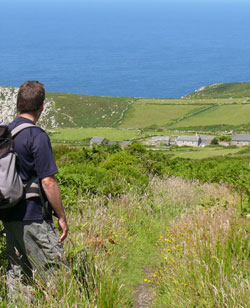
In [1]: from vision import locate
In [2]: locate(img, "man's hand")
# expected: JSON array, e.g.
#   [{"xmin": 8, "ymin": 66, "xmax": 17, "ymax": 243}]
[{"xmin": 58, "ymin": 216, "xmax": 69, "ymax": 242}]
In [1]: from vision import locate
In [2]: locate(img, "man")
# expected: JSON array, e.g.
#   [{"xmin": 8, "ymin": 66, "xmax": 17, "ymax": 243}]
[{"xmin": 3, "ymin": 81, "xmax": 68, "ymax": 299}]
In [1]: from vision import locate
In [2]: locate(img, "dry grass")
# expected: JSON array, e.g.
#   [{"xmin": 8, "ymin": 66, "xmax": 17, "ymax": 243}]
[{"xmin": 154, "ymin": 185, "xmax": 250, "ymax": 308}]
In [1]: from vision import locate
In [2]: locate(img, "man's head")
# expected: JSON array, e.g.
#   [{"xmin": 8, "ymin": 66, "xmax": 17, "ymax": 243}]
[{"xmin": 17, "ymin": 81, "xmax": 45, "ymax": 115}]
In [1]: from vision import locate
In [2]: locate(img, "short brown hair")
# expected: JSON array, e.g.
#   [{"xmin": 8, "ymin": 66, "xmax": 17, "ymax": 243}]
[{"xmin": 17, "ymin": 81, "xmax": 45, "ymax": 114}]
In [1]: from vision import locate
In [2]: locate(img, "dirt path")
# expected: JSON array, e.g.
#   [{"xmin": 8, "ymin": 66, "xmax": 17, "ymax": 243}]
[{"xmin": 133, "ymin": 268, "xmax": 155, "ymax": 308}]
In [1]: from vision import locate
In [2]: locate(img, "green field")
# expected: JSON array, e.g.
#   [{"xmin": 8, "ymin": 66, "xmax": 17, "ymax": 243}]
[
  {"xmin": 49, "ymin": 127, "xmax": 140, "ymax": 143},
  {"xmin": 118, "ymin": 103, "xmax": 207, "ymax": 128},
  {"xmin": 170, "ymin": 146, "xmax": 245, "ymax": 159},
  {"xmin": 170, "ymin": 103, "xmax": 250, "ymax": 128},
  {"xmin": 136, "ymin": 97, "xmax": 242, "ymax": 105}
]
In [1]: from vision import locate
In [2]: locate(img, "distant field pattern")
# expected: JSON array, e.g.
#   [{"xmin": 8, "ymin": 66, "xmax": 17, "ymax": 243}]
[
  {"xmin": 118, "ymin": 102, "xmax": 206, "ymax": 128},
  {"xmin": 170, "ymin": 104, "xmax": 250, "ymax": 128}
]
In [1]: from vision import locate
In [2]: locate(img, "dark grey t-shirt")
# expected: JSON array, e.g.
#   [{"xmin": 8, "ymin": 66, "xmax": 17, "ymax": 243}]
[{"xmin": 7, "ymin": 117, "xmax": 58, "ymax": 221}]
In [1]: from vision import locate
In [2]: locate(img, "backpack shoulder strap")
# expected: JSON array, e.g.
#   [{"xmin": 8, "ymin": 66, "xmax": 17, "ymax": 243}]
[
  {"xmin": 10, "ymin": 123, "xmax": 40, "ymax": 199},
  {"xmin": 11, "ymin": 123, "xmax": 37, "ymax": 137}
]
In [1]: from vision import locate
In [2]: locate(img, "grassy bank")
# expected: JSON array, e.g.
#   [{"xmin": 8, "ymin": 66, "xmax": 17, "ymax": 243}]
[
  {"xmin": 0, "ymin": 145, "xmax": 249, "ymax": 306},
  {"xmin": 1, "ymin": 175, "xmax": 245, "ymax": 307}
]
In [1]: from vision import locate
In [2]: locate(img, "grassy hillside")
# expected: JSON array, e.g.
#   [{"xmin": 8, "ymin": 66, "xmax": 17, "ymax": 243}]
[
  {"xmin": 45, "ymin": 92, "xmax": 134, "ymax": 128},
  {"xmin": 1, "ymin": 82, "xmax": 250, "ymax": 136},
  {"xmin": 47, "ymin": 85, "xmax": 250, "ymax": 133},
  {"xmin": 184, "ymin": 82, "xmax": 250, "ymax": 99}
]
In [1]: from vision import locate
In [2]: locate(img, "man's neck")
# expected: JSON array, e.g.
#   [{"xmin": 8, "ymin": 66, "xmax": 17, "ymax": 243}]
[{"xmin": 17, "ymin": 112, "xmax": 40, "ymax": 123}]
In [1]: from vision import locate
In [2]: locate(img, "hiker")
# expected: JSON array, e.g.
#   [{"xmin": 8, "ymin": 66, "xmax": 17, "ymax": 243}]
[{"xmin": 2, "ymin": 81, "xmax": 69, "ymax": 300}]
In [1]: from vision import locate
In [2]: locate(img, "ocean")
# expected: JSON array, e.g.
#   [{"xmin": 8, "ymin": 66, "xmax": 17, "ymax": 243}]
[{"xmin": 1, "ymin": 0, "xmax": 250, "ymax": 98}]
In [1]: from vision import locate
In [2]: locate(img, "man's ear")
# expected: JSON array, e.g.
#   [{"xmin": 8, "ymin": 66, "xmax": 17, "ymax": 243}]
[{"xmin": 40, "ymin": 104, "xmax": 44, "ymax": 112}]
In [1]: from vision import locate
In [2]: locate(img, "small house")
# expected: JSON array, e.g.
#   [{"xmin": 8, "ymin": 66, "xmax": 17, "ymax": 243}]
[
  {"xmin": 169, "ymin": 137, "xmax": 176, "ymax": 146},
  {"xmin": 231, "ymin": 134, "xmax": 250, "ymax": 146},
  {"xmin": 90, "ymin": 137, "xmax": 107, "ymax": 147},
  {"xmin": 121, "ymin": 141, "xmax": 132, "ymax": 147},
  {"xmin": 148, "ymin": 136, "xmax": 170, "ymax": 146},
  {"xmin": 176, "ymin": 135, "xmax": 200, "ymax": 147}
]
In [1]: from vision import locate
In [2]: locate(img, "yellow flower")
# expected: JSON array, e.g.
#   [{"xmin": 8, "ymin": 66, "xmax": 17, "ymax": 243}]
[{"xmin": 144, "ymin": 278, "xmax": 148, "ymax": 282}]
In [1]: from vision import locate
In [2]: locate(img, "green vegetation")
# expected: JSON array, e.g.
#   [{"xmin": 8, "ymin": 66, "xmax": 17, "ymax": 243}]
[
  {"xmin": 0, "ymin": 145, "xmax": 250, "ymax": 307},
  {"xmin": 46, "ymin": 92, "xmax": 133, "ymax": 128},
  {"xmin": 1, "ymin": 81, "xmax": 250, "ymax": 306},
  {"xmin": 40, "ymin": 82, "xmax": 250, "ymax": 134}
]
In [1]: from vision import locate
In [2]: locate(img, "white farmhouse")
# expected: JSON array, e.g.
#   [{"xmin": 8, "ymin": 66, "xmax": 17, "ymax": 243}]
[
  {"xmin": 176, "ymin": 135, "xmax": 200, "ymax": 147},
  {"xmin": 231, "ymin": 134, "xmax": 250, "ymax": 146}
]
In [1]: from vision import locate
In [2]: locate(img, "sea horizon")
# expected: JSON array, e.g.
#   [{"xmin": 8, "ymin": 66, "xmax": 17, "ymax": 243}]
[{"xmin": 1, "ymin": 0, "xmax": 250, "ymax": 98}]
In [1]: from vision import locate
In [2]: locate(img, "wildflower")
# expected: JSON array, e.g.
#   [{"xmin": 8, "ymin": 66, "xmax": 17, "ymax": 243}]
[
  {"xmin": 164, "ymin": 256, "xmax": 168, "ymax": 260},
  {"xmin": 172, "ymin": 280, "xmax": 177, "ymax": 284},
  {"xmin": 144, "ymin": 278, "xmax": 148, "ymax": 282}
]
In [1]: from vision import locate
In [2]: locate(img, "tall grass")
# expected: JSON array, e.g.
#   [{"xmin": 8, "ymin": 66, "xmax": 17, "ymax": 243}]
[
  {"xmin": 0, "ymin": 177, "xmax": 244, "ymax": 307},
  {"xmin": 154, "ymin": 193, "xmax": 250, "ymax": 307}
]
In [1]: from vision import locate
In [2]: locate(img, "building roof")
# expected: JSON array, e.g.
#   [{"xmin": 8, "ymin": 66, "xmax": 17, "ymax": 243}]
[
  {"xmin": 107, "ymin": 141, "xmax": 117, "ymax": 146},
  {"xmin": 200, "ymin": 135, "xmax": 214, "ymax": 141},
  {"xmin": 90, "ymin": 137, "xmax": 106, "ymax": 143},
  {"xmin": 177, "ymin": 135, "xmax": 200, "ymax": 142},
  {"xmin": 151, "ymin": 136, "xmax": 170, "ymax": 141},
  {"xmin": 232, "ymin": 134, "xmax": 250, "ymax": 142}
]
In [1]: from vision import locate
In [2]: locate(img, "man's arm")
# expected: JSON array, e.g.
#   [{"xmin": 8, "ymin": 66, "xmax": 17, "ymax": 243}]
[{"xmin": 41, "ymin": 175, "xmax": 69, "ymax": 242}]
